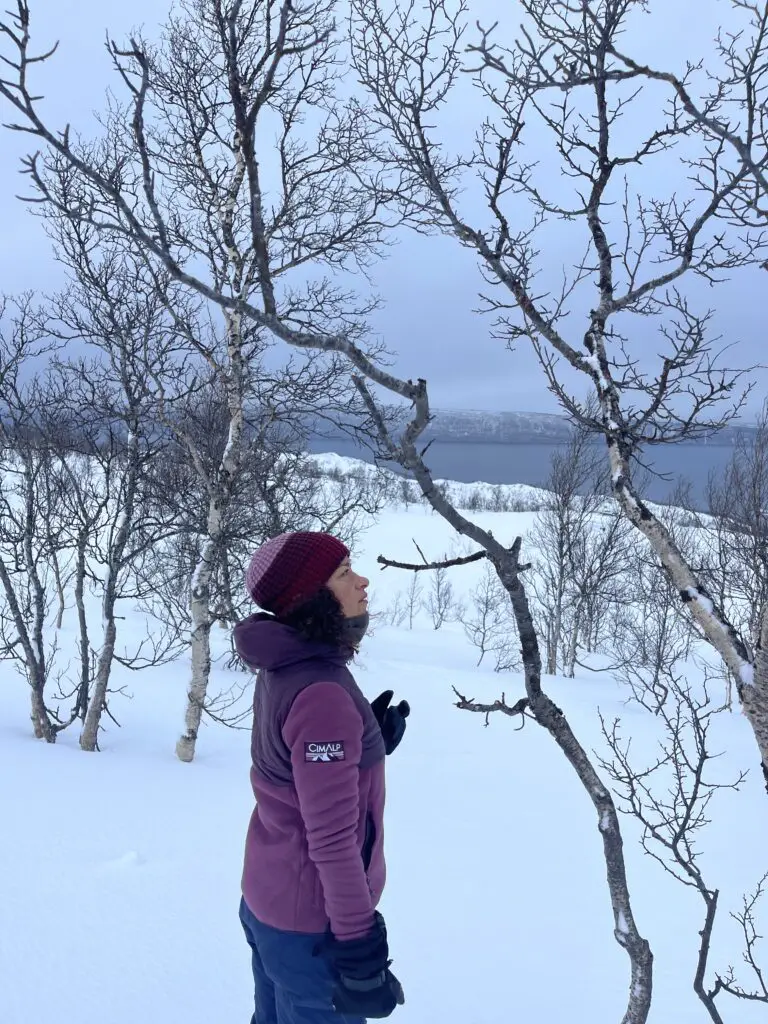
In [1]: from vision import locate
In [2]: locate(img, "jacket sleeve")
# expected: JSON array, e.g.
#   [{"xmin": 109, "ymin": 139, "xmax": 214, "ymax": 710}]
[{"xmin": 282, "ymin": 680, "xmax": 375, "ymax": 941}]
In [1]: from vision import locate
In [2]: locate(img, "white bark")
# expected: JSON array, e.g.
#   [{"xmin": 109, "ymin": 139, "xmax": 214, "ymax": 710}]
[
  {"xmin": 0, "ymin": 552, "xmax": 52, "ymax": 742},
  {"xmin": 748, "ymin": 602, "xmax": 768, "ymax": 783},
  {"xmin": 51, "ymin": 550, "xmax": 66, "ymax": 630},
  {"xmin": 80, "ymin": 613, "xmax": 117, "ymax": 752},
  {"xmin": 564, "ymin": 599, "xmax": 583, "ymax": 679},
  {"xmin": 175, "ymin": 311, "xmax": 245, "ymax": 763},
  {"xmin": 80, "ymin": 429, "xmax": 140, "ymax": 752},
  {"xmin": 73, "ymin": 534, "xmax": 90, "ymax": 721},
  {"xmin": 549, "ymin": 579, "xmax": 565, "ymax": 674},
  {"xmin": 175, "ymin": 535, "xmax": 217, "ymax": 763},
  {"xmin": 56, "ymin": 456, "xmax": 100, "ymax": 722},
  {"xmin": 5, "ymin": 454, "xmax": 56, "ymax": 742},
  {"xmin": 608, "ymin": 438, "xmax": 768, "ymax": 793}
]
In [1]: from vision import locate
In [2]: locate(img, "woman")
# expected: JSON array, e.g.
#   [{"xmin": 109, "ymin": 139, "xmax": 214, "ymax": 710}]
[{"xmin": 233, "ymin": 530, "xmax": 409, "ymax": 1024}]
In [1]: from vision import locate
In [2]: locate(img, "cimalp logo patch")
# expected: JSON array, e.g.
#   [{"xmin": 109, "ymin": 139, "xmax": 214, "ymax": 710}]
[{"xmin": 304, "ymin": 741, "xmax": 346, "ymax": 763}]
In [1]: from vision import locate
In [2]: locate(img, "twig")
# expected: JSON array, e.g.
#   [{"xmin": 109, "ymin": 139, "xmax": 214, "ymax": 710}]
[
  {"xmin": 452, "ymin": 685, "xmax": 531, "ymax": 729},
  {"xmin": 378, "ymin": 549, "xmax": 488, "ymax": 571}
]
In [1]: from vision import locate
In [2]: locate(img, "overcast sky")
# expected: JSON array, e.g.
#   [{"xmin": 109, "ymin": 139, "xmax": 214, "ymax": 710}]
[{"xmin": 0, "ymin": 0, "xmax": 764, "ymax": 417}]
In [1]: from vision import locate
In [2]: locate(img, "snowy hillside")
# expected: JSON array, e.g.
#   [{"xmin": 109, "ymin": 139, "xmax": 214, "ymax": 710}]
[
  {"xmin": 308, "ymin": 451, "xmax": 553, "ymax": 512},
  {"xmin": 1, "ymin": 467, "xmax": 766, "ymax": 1024}
]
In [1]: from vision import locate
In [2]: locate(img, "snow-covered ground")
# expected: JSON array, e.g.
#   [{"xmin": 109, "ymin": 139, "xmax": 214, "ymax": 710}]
[{"xmin": 1, "ymin": 490, "xmax": 766, "ymax": 1024}]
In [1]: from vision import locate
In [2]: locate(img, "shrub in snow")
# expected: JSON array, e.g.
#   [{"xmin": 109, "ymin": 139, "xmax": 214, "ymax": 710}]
[
  {"xmin": 426, "ymin": 564, "xmax": 458, "ymax": 630},
  {"xmin": 460, "ymin": 562, "xmax": 521, "ymax": 672},
  {"xmin": 398, "ymin": 574, "xmax": 423, "ymax": 630},
  {"xmin": 380, "ymin": 592, "xmax": 409, "ymax": 629},
  {"xmin": 599, "ymin": 660, "xmax": 766, "ymax": 1020}
]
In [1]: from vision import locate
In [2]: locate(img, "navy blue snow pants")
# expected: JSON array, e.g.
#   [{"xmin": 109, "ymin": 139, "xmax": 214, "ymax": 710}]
[{"xmin": 239, "ymin": 897, "xmax": 365, "ymax": 1024}]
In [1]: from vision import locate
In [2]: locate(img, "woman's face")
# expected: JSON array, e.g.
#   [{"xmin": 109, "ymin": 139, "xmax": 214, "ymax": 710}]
[{"xmin": 326, "ymin": 557, "xmax": 369, "ymax": 618}]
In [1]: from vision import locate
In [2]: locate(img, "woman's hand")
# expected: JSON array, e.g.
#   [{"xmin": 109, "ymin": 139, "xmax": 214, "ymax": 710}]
[
  {"xmin": 370, "ymin": 691, "xmax": 410, "ymax": 755},
  {"xmin": 315, "ymin": 911, "xmax": 405, "ymax": 1018}
]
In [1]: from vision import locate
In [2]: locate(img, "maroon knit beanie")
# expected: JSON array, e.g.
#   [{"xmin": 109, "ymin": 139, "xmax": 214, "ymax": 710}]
[{"xmin": 245, "ymin": 531, "xmax": 350, "ymax": 617}]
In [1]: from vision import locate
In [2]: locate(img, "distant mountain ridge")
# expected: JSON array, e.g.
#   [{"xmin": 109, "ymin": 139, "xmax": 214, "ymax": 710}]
[
  {"xmin": 424, "ymin": 409, "xmax": 572, "ymax": 443},
  {"xmin": 313, "ymin": 407, "xmax": 758, "ymax": 446},
  {"xmin": 430, "ymin": 410, "xmax": 761, "ymax": 445}
]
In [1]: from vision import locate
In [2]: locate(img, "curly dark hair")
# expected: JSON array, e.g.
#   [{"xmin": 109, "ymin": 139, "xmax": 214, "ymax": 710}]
[{"xmin": 278, "ymin": 586, "xmax": 348, "ymax": 648}]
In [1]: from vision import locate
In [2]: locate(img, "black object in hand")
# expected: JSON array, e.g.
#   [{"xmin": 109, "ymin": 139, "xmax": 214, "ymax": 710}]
[
  {"xmin": 315, "ymin": 912, "xmax": 405, "ymax": 1019},
  {"xmin": 370, "ymin": 690, "xmax": 410, "ymax": 755}
]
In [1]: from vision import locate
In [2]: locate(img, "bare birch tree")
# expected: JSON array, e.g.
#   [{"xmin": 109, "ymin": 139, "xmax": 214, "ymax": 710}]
[
  {"xmin": 600, "ymin": 664, "xmax": 767, "ymax": 1021},
  {"xmin": 0, "ymin": 296, "xmax": 75, "ymax": 741},
  {"xmin": 605, "ymin": 0, "xmax": 768, "ymax": 238},
  {"xmin": 404, "ymin": 573, "xmax": 424, "ymax": 630},
  {"xmin": 612, "ymin": 554, "xmax": 696, "ymax": 710},
  {"xmin": 425, "ymin": 564, "xmax": 454, "ymax": 629},
  {"xmin": 41, "ymin": 244, "xmax": 188, "ymax": 751},
  {"xmin": 564, "ymin": 509, "xmax": 633, "ymax": 673},
  {"xmin": 529, "ymin": 421, "xmax": 631, "ymax": 675},
  {"xmin": 334, "ymin": 0, "xmax": 768, "ymax": 790},
  {"xmin": 702, "ymin": 407, "xmax": 768, "ymax": 652},
  {"xmin": 0, "ymin": 302, "xmax": 145, "ymax": 736},
  {"xmin": 21, "ymin": 386, "xmax": 121, "ymax": 727},
  {"xmin": 603, "ymin": 0, "xmax": 768, "ymax": 771},
  {"xmin": 461, "ymin": 560, "xmax": 521, "ymax": 671},
  {"xmin": 0, "ymin": 0, "xmax": 392, "ymax": 760}
]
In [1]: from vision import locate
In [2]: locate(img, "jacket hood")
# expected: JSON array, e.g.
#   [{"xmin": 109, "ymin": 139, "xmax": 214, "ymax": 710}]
[{"xmin": 233, "ymin": 613, "xmax": 350, "ymax": 673}]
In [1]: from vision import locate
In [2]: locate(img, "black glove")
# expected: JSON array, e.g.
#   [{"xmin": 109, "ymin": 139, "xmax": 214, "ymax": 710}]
[
  {"xmin": 315, "ymin": 911, "xmax": 405, "ymax": 1019},
  {"xmin": 370, "ymin": 690, "xmax": 410, "ymax": 755}
]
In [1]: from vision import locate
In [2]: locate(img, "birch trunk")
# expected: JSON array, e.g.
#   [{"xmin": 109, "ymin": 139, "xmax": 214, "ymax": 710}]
[
  {"xmin": 22, "ymin": 457, "xmax": 55, "ymax": 741},
  {"xmin": 608, "ymin": 437, "xmax": 768, "ymax": 793},
  {"xmin": 217, "ymin": 547, "xmax": 237, "ymax": 624},
  {"xmin": 80, "ymin": 610, "xmax": 117, "ymax": 752},
  {"xmin": 545, "ymin": 615, "xmax": 557, "ymax": 675},
  {"xmin": 549, "ymin": 585, "xmax": 564, "ymax": 674},
  {"xmin": 748, "ymin": 602, "xmax": 768, "ymax": 783},
  {"xmin": 175, "ymin": 534, "xmax": 217, "ymax": 763},
  {"xmin": 39, "ymin": 448, "xmax": 65, "ymax": 629},
  {"xmin": 0, "ymin": 553, "xmax": 53, "ymax": 741},
  {"xmin": 51, "ymin": 550, "xmax": 66, "ymax": 630},
  {"xmin": 73, "ymin": 534, "xmax": 90, "ymax": 721},
  {"xmin": 28, "ymin": 680, "xmax": 53, "ymax": 742},
  {"xmin": 28, "ymin": 580, "xmax": 51, "ymax": 742},
  {"xmin": 175, "ymin": 312, "xmax": 245, "ymax": 763},
  {"xmin": 80, "ymin": 429, "xmax": 140, "ymax": 752},
  {"xmin": 564, "ymin": 600, "xmax": 583, "ymax": 679}
]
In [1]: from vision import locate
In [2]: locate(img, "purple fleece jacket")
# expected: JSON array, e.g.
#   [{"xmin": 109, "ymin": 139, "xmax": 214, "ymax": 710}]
[{"xmin": 233, "ymin": 613, "xmax": 387, "ymax": 941}]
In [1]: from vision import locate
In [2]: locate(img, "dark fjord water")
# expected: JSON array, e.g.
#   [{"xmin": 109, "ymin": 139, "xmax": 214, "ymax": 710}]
[{"xmin": 308, "ymin": 436, "xmax": 738, "ymax": 510}]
